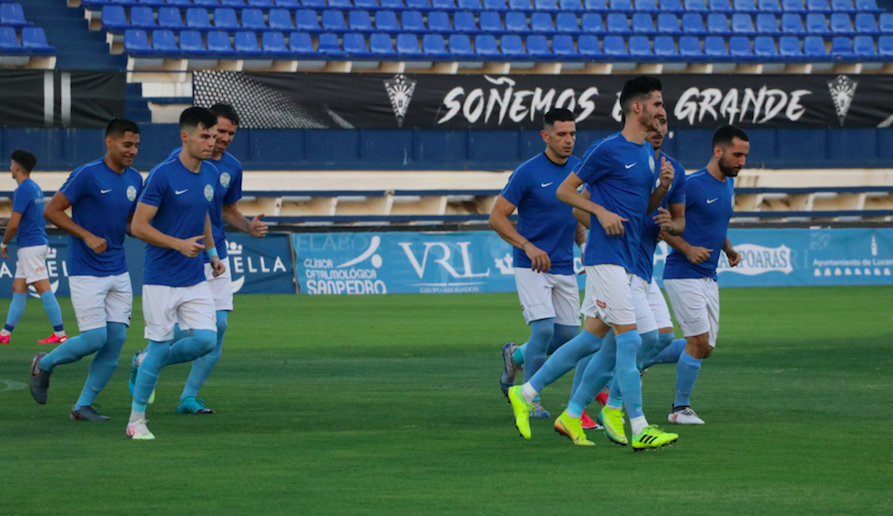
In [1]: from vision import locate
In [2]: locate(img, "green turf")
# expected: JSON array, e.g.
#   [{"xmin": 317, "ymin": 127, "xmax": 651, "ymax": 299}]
[{"xmin": 1, "ymin": 287, "xmax": 892, "ymax": 515}]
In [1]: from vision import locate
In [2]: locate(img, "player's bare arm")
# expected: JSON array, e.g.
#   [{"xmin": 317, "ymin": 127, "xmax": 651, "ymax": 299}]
[
  {"xmin": 131, "ymin": 201, "xmax": 204, "ymax": 258},
  {"xmin": 204, "ymin": 213, "xmax": 226, "ymax": 277},
  {"xmin": 222, "ymin": 202, "xmax": 267, "ymax": 238},
  {"xmin": 662, "ymin": 231, "xmax": 712, "ymax": 265},
  {"xmin": 0, "ymin": 212, "xmax": 22, "ymax": 259},
  {"xmin": 722, "ymin": 238, "xmax": 740, "ymax": 267},
  {"xmin": 489, "ymin": 195, "xmax": 551, "ymax": 273},
  {"xmin": 557, "ymin": 172, "xmax": 627, "ymax": 237},
  {"xmin": 44, "ymin": 191, "xmax": 107, "ymax": 254},
  {"xmin": 647, "ymin": 156, "xmax": 675, "ymax": 213},
  {"xmin": 653, "ymin": 202, "xmax": 686, "ymax": 236}
]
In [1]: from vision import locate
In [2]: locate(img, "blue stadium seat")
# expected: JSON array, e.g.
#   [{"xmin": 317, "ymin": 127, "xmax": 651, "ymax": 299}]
[
  {"xmin": 779, "ymin": 35, "xmax": 801, "ymax": 55},
  {"xmin": 269, "ymin": 9, "xmax": 294, "ymax": 30},
  {"xmin": 380, "ymin": 0, "xmax": 404, "ymax": 8},
  {"xmin": 560, "ymin": 0, "xmax": 582, "ymax": 9},
  {"xmin": 854, "ymin": 14, "xmax": 877, "ymax": 34},
  {"xmin": 829, "ymin": 13, "xmax": 851, "ymax": 33},
  {"xmin": 578, "ymin": 34, "xmax": 600, "ymax": 55},
  {"xmin": 526, "ymin": 34, "xmax": 551, "ymax": 55},
  {"xmin": 707, "ymin": 13, "xmax": 729, "ymax": 33},
  {"xmin": 295, "ymin": 10, "xmax": 320, "ymax": 31},
  {"xmin": 151, "ymin": 29, "xmax": 179, "ymax": 53},
  {"xmin": 375, "ymin": 11, "xmax": 399, "ymax": 31},
  {"xmin": 247, "ymin": 0, "xmax": 274, "ymax": 6},
  {"xmin": 433, "ymin": 0, "xmax": 457, "ymax": 8},
  {"xmin": 179, "ymin": 30, "xmax": 207, "ymax": 53},
  {"xmin": 207, "ymin": 30, "xmax": 235, "ymax": 54},
  {"xmin": 679, "ymin": 35, "xmax": 702, "ymax": 55},
  {"xmin": 754, "ymin": 35, "xmax": 777, "ymax": 56},
  {"xmin": 756, "ymin": 14, "xmax": 778, "ymax": 33},
  {"xmin": 631, "ymin": 13, "xmax": 654, "ymax": 33},
  {"xmin": 710, "ymin": 0, "xmax": 733, "ymax": 11},
  {"xmin": 805, "ymin": 13, "xmax": 828, "ymax": 34},
  {"xmin": 214, "ymin": 8, "xmax": 240, "ymax": 30},
  {"xmin": 556, "ymin": 12, "xmax": 579, "ymax": 32},
  {"xmin": 878, "ymin": 35, "xmax": 893, "ymax": 56},
  {"xmin": 186, "ymin": 8, "xmax": 212, "ymax": 29},
  {"xmin": 602, "ymin": 35, "xmax": 626, "ymax": 55},
  {"xmin": 505, "ymin": 12, "xmax": 529, "ymax": 32},
  {"xmin": 803, "ymin": 35, "xmax": 827, "ymax": 56},
  {"xmin": 781, "ymin": 13, "xmax": 803, "ymax": 33},
  {"xmin": 628, "ymin": 34, "xmax": 651, "ymax": 55},
  {"xmin": 158, "ymin": 8, "xmax": 184, "ymax": 30},
  {"xmin": 606, "ymin": 13, "xmax": 630, "ymax": 33},
  {"xmin": 731, "ymin": 14, "xmax": 753, "ymax": 33},
  {"xmin": 682, "ymin": 13, "xmax": 705, "ymax": 33},
  {"xmin": 328, "ymin": 0, "xmax": 351, "ymax": 7},
  {"xmin": 855, "ymin": 0, "xmax": 880, "ymax": 11},
  {"xmin": 422, "ymin": 33, "xmax": 448, "ymax": 56},
  {"xmin": 123, "ymin": 29, "xmax": 150, "ymax": 53},
  {"xmin": 880, "ymin": 13, "xmax": 893, "ymax": 33},
  {"xmin": 288, "ymin": 31, "xmax": 314, "ymax": 54},
  {"xmin": 317, "ymin": 33, "xmax": 342, "ymax": 55},
  {"xmin": 581, "ymin": 13, "xmax": 604, "ymax": 32},
  {"xmin": 704, "ymin": 35, "xmax": 727, "ymax": 55},
  {"xmin": 101, "ymin": 6, "xmax": 128, "ymax": 30},
  {"xmin": 729, "ymin": 35, "xmax": 751, "ymax": 55},
  {"xmin": 21, "ymin": 27, "xmax": 53, "ymax": 52},
  {"xmin": 0, "ymin": 3, "xmax": 29, "ymax": 27},
  {"xmin": 483, "ymin": 0, "xmax": 506, "ymax": 9},
  {"xmin": 830, "ymin": 35, "xmax": 852, "ymax": 56},
  {"xmin": 853, "ymin": 35, "xmax": 875, "ymax": 56},
  {"xmin": 428, "ymin": 11, "xmax": 451, "ymax": 31},
  {"xmin": 611, "ymin": 0, "xmax": 633, "ymax": 10},
  {"xmin": 509, "ymin": 0, "xmax": 533, "ymax": 10},
  {"xmin": 130, "ymin": 7, "xmax": 157, "ymax": 30},
  {"xmin": 221, "ymin": 0, "xmax": 246, "ymax": 6},
  {"xmin": 535, "ymin": 0, "xmax": 558, "ymax": 9},
  {"xmin": 400, "ymin": 11, "xmax": 425, "ymax": 32},
  {"xmin": 302, "ymin": 0, "xmax": 327, "ymax": 6},
  {"xmin": 235, "ymin": 31, "xmax": 262, "ymax": 54},
  {"xmin": 654, "ymin": 35, "xmax": 676, "ymax": 55},
  {"xmin": 448, "ymin": 33, "xmax": 473, "ymax": 56},
  {"xmin": 479, "ymin": 12, "xmax": 503, "ymax": 31},
  {"xmin": 685, "ymin": 0, "xmax": 707, "ymax": 11},
  {"xmin": 453, "ymin": 12, "xmax": 477, "ymax": 31},
  {"xmin": 758, "ymin": 0, "xmax": 782, "ymax": 11},
  {"xmin": 656, "ymin": 13, "xmax": 678, "ymax": 33},
  {"xmin": 406, "ymin": 0, "xmax": 431, "ymax": 8},
  {"xmin": 322, "ymin": 10, "xmax": 346, "ymax": 31},
  {"xmin": 806, "ymin": 0, "xmax": 830, "ymax": 11},
  {"xmin": 781, "ymin": 0, "xmax": 804, "ymax": 11},
  {"xmin": 552, "ymin": 34, "xmax": 575, "ymax": 55},
  {"xmin": 193, "ymin": 0, "xmax": 218, "ymax": 7},
  {"xmin": 458, "ymin": 0, "xmax": 482, "ymax": 8},
  {"xmin": 342, "ymin": 33, "xmax": 369, "ymax": 56},
  {"xmin": 500, "ymin": 34, "xmax": 525, "ymax": 56},
  {"xmin": 636, "ymin": 0, "xmax": 658, "ymax": 12},
  {"xmin": 831, "ymin": 0, "xmax": 853, "ymax": 10},
  {"xmin": 474, "ymin": 34, "xmax": 499, "ymax": 56},
  {"xmin": 531, "ymin": 12, "xmax": 553, "ymax": 32},
  {"xmin": 242, "ymin": 9, "xmax": 267, "ymax": 30},
  {"xmin": 166, "ymin": 0, "xmax": 192, "ymax": 6},
  {"xmin": 353, "ymin": 0, "xmax": 376, "ymax": 5},
  {"xmin": 584, "ymin": 0, "xmax": 608, "ymax": 9},
  {"xmin": 732, "ymin": 0, "xmax": 756, "ymax": 11},
  {"xmin": 660, "ymin": 0, "xmax": 682, "ymax": 11}
]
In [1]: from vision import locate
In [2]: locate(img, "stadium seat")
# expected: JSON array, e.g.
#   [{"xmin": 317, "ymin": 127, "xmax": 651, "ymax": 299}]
[
  {"xmin": 479, "ymin": 12, "xmax": 503, "ymax": 32},
  {"xmin": 631, "ymin": 13, "xmax": 654, "ymax": 33},
  {"xmin": 606, "ymin": 13, "xmax": 630, "ymax": 33},
  {"xmin": 830, "ymin": 35, "xmax": 852, "ymax": 56},
  {"xmin": 276, "ymin": 0, "xmax": 300, "ymax": 6},
  {"xmin": 433, "ymin": 0, "xmax": 457, "ymax": 8},
  {"xmin": 242, "ymin": 9, "xmax": 267, "ymax": 30},
  {"xmin": 756, "ymin": 14, "xmax": 778, "ymax": 34},
  {"xmin": 151, "ymin": 29, "xmax": 179, "ymax": 53},
  {"xmin": 294, "ymin": 11, "xmax": 318, "ymax": 31},
  {"xmin": 805, "ymin": 14, "xmax": 829, "ymax": 34},
  {"xmin": 556, "ymin": 12, "xmax": 579, "ymax": 32},
  {"xmin": 578, "ymin": 34, "xmax": 600, "ymax": 55},
  {"xmin": 322, "ymin": 10, "xmax": 346, "ymax": 31},
  {"xmin": 235, "ymin": 31, "xmax": 263, "ymax": 54},
  {"xmin": 707, "ymin": 13, "xmax": 729, "ymax": 33},
  {"xmin": 584, "ymin": 0, "xmax": 608, "ymax": 10},
  {"xmin": 729, "ymin": 35, "xmax": 751, "ymax": 55},
  {"xmin": 448, "ymin": 34, "xmax": 473, "ymax": 56},
  {"xmin": 855, "ymin": 0, "xmax": 880, "ymax": 10},
  {"xmin": 531, "ymin": 12, "xmax": 554, "ymax": 32},
  {"xmin": 854, "ymin": 14, "xmax": 877, "ymax": 35},
  {"xmin": 603, "ymin": 35, "xmax": 626, "ymax": 55},
  {"xmin": 657, "ymin": 13, "xmax": 679, "ymax": 33},
  {"xmin": 829, "ymin": 13, "xmax": 852, "ymax": 33},
  {"xmin": 483, "ymin": 0, "xmax": 507, "ymax": 9},
  {"xmin": 628, "ymin": 34, "xmax": 651, "ymax": 55},
  {"xmin": 806, "ymin": 0, "xmax": 830, "ymax": 11},
  {"xmin": 535, "ymin": 0, "xmax": 558, "ymax": 9},
  {"xmin": 679, "ymin": 35, "xmax": 702, "ymax": 55},
  {"xmin": 123, "ymin": 29, "xmax": 150, "ymax": 53},
  {"xmin": 636, "ymin": 0, "xmax": 658, "ymax": 12},
  {"xmin": 247, "ymin": 0, "xmax": 273, "ymax": 6},
  {"xmin": 654, "ymin": 35, "xmax": 676, "ymax": 55},
  {"xmin": 193, "ymin": 0, "xmax": 218, "ymax": 7},
  {"xmin": 660, "ymin": 0, "xmax": 682, "ymax": 11},
  {"xmin": 880, "ymin": 13, "xmax": 893, "ymax": 33},
  {"xmin": 317, "ymin": 33, "xmax": 342, "ymax": 55},
  {"xmin": 375, "ymin": 11, "xmax": 399, "ymax": 32},
  {"xmin": 505, "ymin": 12, "xmax": 529, "ymax": 32},
  {"xmin": 207, "ymin": 30, "xmax": 235, "ymax": 54},
  {"xmin": 731, "ymin": 14, "xmax": 754, "ymax": 33},
  {"xmin": 682, "ymin": 13, "xmax": 705, "ymax": 33},
  {"xmin": 428, "ymin": 11, "xmax": 451, "ymax": 31},
  {"xmin": 422, "ymin": 33, "xmax": 448, "ymax": 56},
  {"xmin": 453, "ymin": 12, "xmax": 477, "ymax": 32},
  {"xmin": 342, "ymin": 33, "xmax": 369, "ymax": 56},
  {"xmin": 710, "ymin": 0, "xmax": 733, "ymax": 11},
  {"xmin": 754, "ymin": 35, "xmax": 777, "ymax": 56},
  {"xmin": 552, "ymin": 34, "xmax": 575, "ymax": 55},
  {"xmin": 21, "ymin": 27, "xmax": 52, "ymax": 52},
  {"xmin": 0, "ymin": 3, "xmax": 29, "ymax": 27},
  {"xmin": 758, "ymin": 0, "xmax": 782, "ymax": 11},
  {"xmin": 878, "ymin": 35, "xmax": 893, "ymax": 56},
  {"xmin": 328, "ymin": 0, "xmax": 351, "ymax": 7},
  {"xmin": 733, "ymin": 0, "xmax": 756, "ymax": 11},
  {"xmin": 269, "ymin": 9, "xmax": 294, "ymax": 30},
  {"xmin": 101, "ymin": 6, "xmax": 128, "ymax": 30},
  {"xmin": 853, "ymin": 35, "xmax": 875, "ymax": 56},
  {"xmin": 781, "ymin": 0, "xmax": 804, "ymax": 11},
  {"xmin": 526, "ymin": 34, "xmax": 551, "ymax": 56},
  {"xmin": 803, "ymin": 35, "xmax": 827, "ymax": 56},
  {"xmin": 704, "ymin": 35, "xmax": 727, "ymax": 56},
  {"xmin": 781, "ymin": 14, "xmax": 803, "ymax": 33},
  {"xmin": 560, "ymin": 0, "xmax": 583, "ymax": 9},
  {"xmin": 474, "ymin": 34, "xmax": 499, "ymax": 56},
  {"xmin": 128, "ymin": 7, "xmax": 158, "ymax": 30},
  {"xmin": 830, "ymin": 0, "xmax": 853, "ymax": 10},
  {"xmin": 221, "ymin": 0, "xmax": 246, "ymax": 5},
  {"xmin": 179, "ymin": 30, "xmax": 207, "ymax": 53},
  {"xmin": 380, "ymin": 0, "xmax": 404, "ymax": 7},
  {"xmin": 779, "ymin": 35, "xmax": 802, "ymax": 55},
  {"xmin": 158, "ymin": 8, "xmax": 185, "ymax": 30},
  {"xmin": 214, "ymin": 8, "xmax": 240, "ymax": 30},
  {"xmin": 288, "ymin": 31, "xmax": 314, "ymax": 54},
  {"xmin": 509, "ymin": 0, "xmax": 533, "ymax": 9},
  {"xmin": 407, "ymin": 0, "xmax": 431, "ymax": 8},
  {"xmin": 581, "ymin": 13, "xmax": 605, "ymax": 33},
  {"xmin": 186, "ymin": 8, "xmax": 212, "ymax": 30},
  {"xmin": 685, "ymin": 0, "xmax": 707, "ymax": 12},
  {"xmin": 0, "ymin": 27, "xmax": 19, "ymax": 51},
  {"xmin": 611, "ymin": 0, "xmax": 633, "ymax": 11},
  {"xmin": 500, "ymin": 34, "xmax": 525, "ymax": 56}
]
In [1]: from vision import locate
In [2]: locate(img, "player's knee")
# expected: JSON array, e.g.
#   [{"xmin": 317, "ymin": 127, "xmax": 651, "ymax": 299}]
[
  {"xmin": 106, "ymin": 322, "xmax": 127, "ymax": 345},
  {"xmin": 193, "ymin": 329, "xmax": 217, "ymax": 356},
  {"xmin": 82, "ymin": 327, "xmax": 108, "ymax": 353},
  {"xmin": 215, "ymin": 311, "xmax": 229, "ymax": 336},
  {"xmin": 688, "ymin": 334, "xmax": 712, "ymax": 359},
  {"xmin": 530, "ymin": 319, "xmax": 554, "ymax": 343}
]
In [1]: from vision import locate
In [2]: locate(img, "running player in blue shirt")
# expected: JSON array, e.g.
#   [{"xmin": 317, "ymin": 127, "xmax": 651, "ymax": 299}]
[
  {"xmin": 28, "ymin": 120, "xmax": 144, "ymax": 420},
  {"xmin": 0, "ymin": 150, "xmax": 67, "ymax": 346},
  {"xmin": 507, "ymin": 76, "xmax": 679, "ymax": 450},
  {"xmin": 491, "ymin": 109, "xmax": 585, "ymax": 419},
  {"xmin": 660, "ymin": 125, "xmax": 747, "ymax": 425},
  {"xmin": 126, "ymin": 107, "xmax": 225, "ymax": 440}
]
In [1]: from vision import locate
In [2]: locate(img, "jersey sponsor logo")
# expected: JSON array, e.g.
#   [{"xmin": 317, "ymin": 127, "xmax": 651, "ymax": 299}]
[
  {"xmin": 541, "ymin": 182, "xmax": 554, "ymax": 188},
  {"xmin": 100, "ymin": 189, "xmax": 112, "ymax": 194},
  {"xmin": 204, "ymin": 184, "xmax": 214, "ymax": 202},
  {"xmin": 717, "ymin": 243, "xmax": 792, "ymax": 276},
  {"xmin": 220, "ymin": 172, "xmax": 231, "ymax": 188},
  {"xmin": 624, "ymin": 162, "xmax": 637, "ymax": 169},
  {"xmin": 648, "ymin": 156, "xmax": 655, "ymax": 173},
  {"xmin": 126, "ymin": 185, "xmax": 137, "ymax": 202},
  {"xmin": 706, "ymin": 198, "xmax": 719, "ymax": 204},
  {"xmin": 175, "ymin": 189, "xmax": 188, "ymax": 195}
]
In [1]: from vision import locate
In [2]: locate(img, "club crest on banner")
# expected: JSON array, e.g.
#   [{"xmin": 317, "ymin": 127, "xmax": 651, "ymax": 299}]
[
  {"xmin": 384, "ymin": 74, "xmax": 416, "ymax": 128},
  {"xmin": 828, "ymin": 75, "xmax": 857, "ymax": 126}
]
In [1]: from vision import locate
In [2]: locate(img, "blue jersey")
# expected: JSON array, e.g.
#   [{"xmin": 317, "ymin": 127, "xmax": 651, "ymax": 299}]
[
  {"xmin": 575, "ymin": 133, "xmax": 656, "ymax": 272},
  {"xmin": 663, "ymin": 168, "xmax": 735, "ymax": 281},
  {"xmin": 501, "ymin": 152, "xmax": 581, "ymax": 275},
  {"xmin": 139, "ymin": 157, "xmax": 217, "ymax": 288},
  {"xmin": 168, "ymin": 148, "xmax": 243, "ymax": 261},
  {"xmin": 60, "ymin": 158, "xmax": 143, "ymax": 276},
  {"xmin": 633, "ymin": 152, "xmax": 687, "ymax": 283},
  {"xmin": 12, "ymin": 178, "xmax": 48, "ymax": 248}
]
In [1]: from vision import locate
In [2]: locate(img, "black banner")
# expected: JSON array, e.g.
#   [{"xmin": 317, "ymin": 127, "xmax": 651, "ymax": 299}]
[
  {"xmin": 0, "ymin": 71, "xmax": 125, "ymax": 128},
  {"xmin": 193, "ymin": 71, "xmax": 893, "ymax": 130}
]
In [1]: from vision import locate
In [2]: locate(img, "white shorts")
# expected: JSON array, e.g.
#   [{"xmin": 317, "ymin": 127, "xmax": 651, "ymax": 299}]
[
  {"xmin": 204, "ymin": 256, "xmax": 233, "ymax": 312},
  {"xmin": 664, "ymin": 278, "xmax": 720, "ymax": 348},
  {"xmin": 630, "ymin": 275, "xmax": 658, "ymax": 334},
  {"xmin": 69, "ymin": 273, "xmax": 133, "ymax": 332},
  {"xmin": 580, "ymin": 264, "xmax": 636, "ymax": 326},
  {"xmin": 514, "ymin": 268, "xmax": 580, "ymax": 326},
  {"xmin": 649, "ymin": 278, "xmax": 673, "ymax": 330},
  {"xmin": 142, "ymin": 282, "xmax": 217, "ymax": 342},
  {"xmin": 14, "ymin": 245, "xmax": 49, "ymax": 284}
]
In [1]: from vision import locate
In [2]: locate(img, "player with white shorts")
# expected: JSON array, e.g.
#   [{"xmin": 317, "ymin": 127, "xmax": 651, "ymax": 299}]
[
  {"xmin": 125, "ymin": 107, "xmax": 225, "ymax": 440},
  {"xmin": 29, "ymin": 119, "xmax": 144, "ymax": 421},
  {"xmin": 662, "ymin": 125, "xmax": 749, "ymax": 425}
]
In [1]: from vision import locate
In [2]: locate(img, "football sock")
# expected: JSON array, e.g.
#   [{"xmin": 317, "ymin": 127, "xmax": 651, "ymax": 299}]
[
  {"xmin": 521, "ymin": 382, "xmax": 538, "ymax": 404},
  {"xmin": 132, "ymin": 339, "xmax": 171, "ymax": 413},
  {"xmin": 75, "ymin": 323, "xmax": 127, "ymax": 409},
  {"xmin": 567, "ymin": 331, "xmax": 617, "ymax": 411},
  {"xmin": 641, "ymin": 331, "xmax": 676, "ymax": 367},
  {"xmin": 635, "ymin": 330, "xmax": 659, "ymax": 371},
  {"xmin": 512, "ymin": 345, "xmax": 524, "ymax": 366},
  {"xmin": 605, "ymin": 379, "xmax": 623, "ymax": 410},
  {"xmin": 40, "ymin": 291, "xmax": 65, "ymax": 336},
  {"xmin": 129, "ymin": 411, "xmax": 145, "ymax": 424},
  {"xmin": 523, "ymin": 318, "xmax": 554, "ymax": 382},
  {"xmin": 631, "ymin": 415, "xmax": 649, "ymax": 436},
  {"xmin": 2, "ymin": 292, "xmax": 27, "ymax": 335},
  {"xmin": 549, "ymin": 324, "xmax": 580, "ymax": 354},
  {"xmin": 566, "ymin": 400, "xmax": 585, "ymax": 419},
  {"xmin": 644, "ymin": 338, "xmax": 687, "ymax": 369},
  {"xmin": 674, "ymin": 350, "xmax": 703, "ymax": 409},
  {"xmin": 163, "ymin": 329, "xmax": 217, "ymax": 366},
  {"xmin": 528, "ymin": 329, "xmax": 603, "ymax": 393},
  {"xmin": 181, "ymin": 311, "xmax": 228, "ymax": 400},
  {"xmin": 605, "ymin": 330, "xmax": 658, "ymax": 408},
  {"xmin": 615, "ymin": 330, "xmax": 644, "ymax": 419},
  {"xmin": 39, "ymin": 327, "xmax": 107, "ymax": 371},
  {"xmin": 569, "ymin": 352, "xmax": 594, "ymax": 399}
]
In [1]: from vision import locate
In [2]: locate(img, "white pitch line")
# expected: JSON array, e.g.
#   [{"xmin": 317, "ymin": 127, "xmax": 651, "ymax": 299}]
[{"xmin": 0, "ymin": 379, "xmax": 27, "ymax": 393}]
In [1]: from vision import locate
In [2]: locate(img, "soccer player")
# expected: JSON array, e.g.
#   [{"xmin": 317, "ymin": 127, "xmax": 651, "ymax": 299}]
[
  {"xmin": 659, "ymin": 125, "xmax": 747, "ymax": 425},
  {"xmin": 126, "ymin": 107, "xmax": 224, "ymax": 440},
  {"xmin": 490, "ymin": 108, "xmax": 585, "ymax": 419},
  {"xmin": 0, "ymin": 150, "xmax": 66, "ymax": 345},
  {"xmin": 507, "ymin": 76, "xmax": 679, "ymax": 450},
  {"xmin": 28, "ymin": 120, "xmax": 144, "ymax": 420}
]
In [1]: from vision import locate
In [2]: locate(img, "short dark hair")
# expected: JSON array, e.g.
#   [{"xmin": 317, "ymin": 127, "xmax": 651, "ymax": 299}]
[
  {"xmin": 11, "ymin": 149, "xmax": 37, "ymax": 173},
  {"xmin": 619, "ymin": 76, "xmax": 663, "ymax": 116},
  {"xmin": 210, "ymin": 103, "xmax": 240, "ymax": 126},
  {"xmin": 179, "ymin": 106, "xmax": 218, "ymax": 133},
  {"xmin": 712, "ymin": 125, "xmax": 750, "ymax": 148},
  {"xmin": 106, "ymin": 118, "xmax": 141, "ymax": 138},
  {"xmin": 543, "ymin": 108, "xmax": 575, "ymax": 129}
]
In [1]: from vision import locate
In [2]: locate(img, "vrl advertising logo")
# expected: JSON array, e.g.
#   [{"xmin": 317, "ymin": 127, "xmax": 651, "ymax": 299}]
[{"xmin": 398, "ymin": 240, "xmax": 490, "ymax": 293}]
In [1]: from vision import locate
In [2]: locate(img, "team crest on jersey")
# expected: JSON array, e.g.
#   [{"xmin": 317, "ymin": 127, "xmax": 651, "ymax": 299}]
[
  {"xmin": 648, "ymin": 156, "xmax": 655, "ymax": 173},
  {"xmin": 204, "ymin": 184, "xmax": 214, "ymax": 202},
  {"xmin": 220, "ymin": 172, "xmax": 231, "ymax": 188},
  {"xmin": 126, "ymin": 185, "xmax": 137, "ymax": 202}
]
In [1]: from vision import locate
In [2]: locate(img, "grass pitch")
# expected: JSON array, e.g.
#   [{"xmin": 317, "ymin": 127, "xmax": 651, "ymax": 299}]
[{"xmin": 1, "ymin": 287, "xmax": 891, "ymax": 516}]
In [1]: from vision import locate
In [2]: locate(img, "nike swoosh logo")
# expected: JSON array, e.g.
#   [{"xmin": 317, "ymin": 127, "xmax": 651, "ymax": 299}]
[
  {"xmin": 100, "ymin": 189, "xmax": 111, "ymax": 194},
  {"xmin": 707, "ymin": 198, "xmax": 718, "ymax": 204},
  {"xmin": 625, "ymin": 163, "xmax": 637, "ymax": 169},
  {"xmin": 175, "ymin": 189, "xmax": 188, "ymax": 195},
  {"xmin": 541, "ymin": 182, "xmax": 554, "ymax": 188}
]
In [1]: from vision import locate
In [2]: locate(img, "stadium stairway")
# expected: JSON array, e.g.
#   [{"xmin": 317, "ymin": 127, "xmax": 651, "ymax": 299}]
[{"xmin": 20, "ymin": 0, "xmax": 125, "ymax": 70}]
